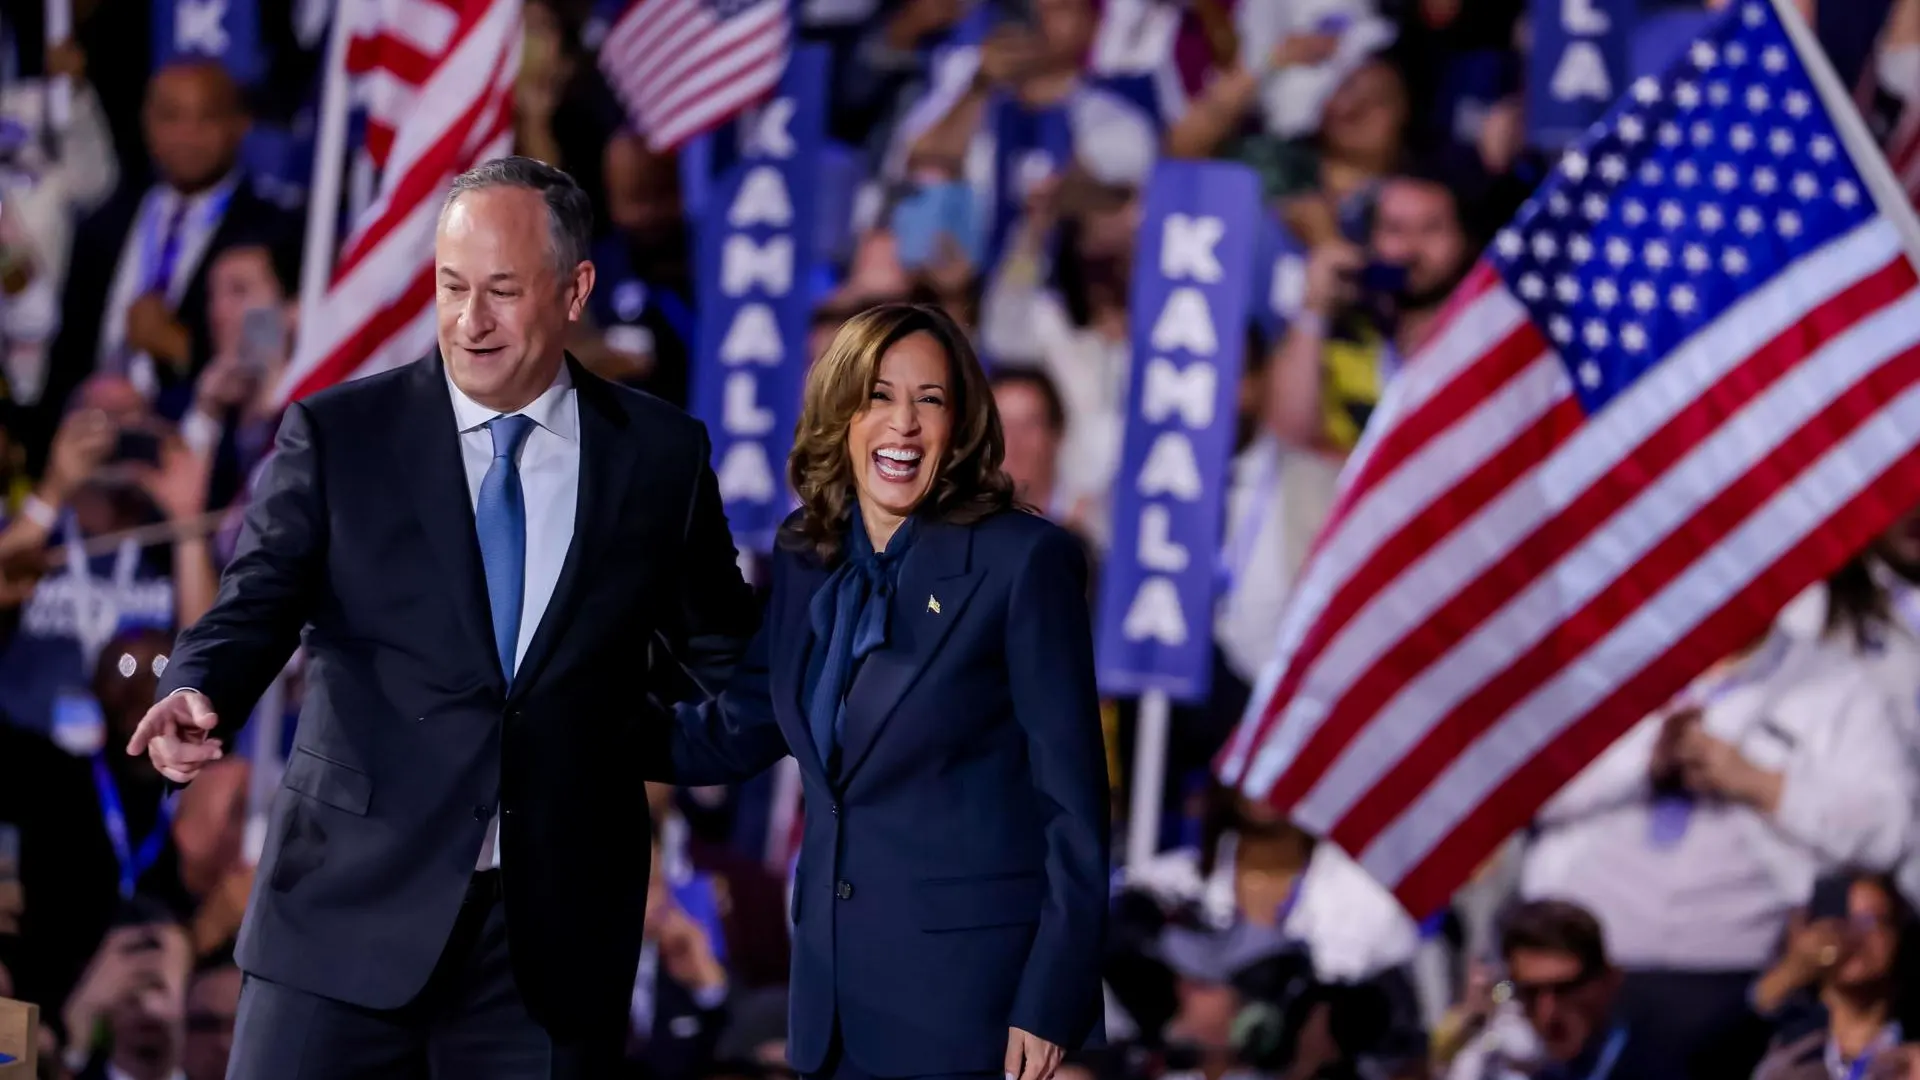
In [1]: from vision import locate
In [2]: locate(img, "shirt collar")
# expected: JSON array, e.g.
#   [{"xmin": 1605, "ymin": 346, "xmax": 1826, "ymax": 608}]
[
  {"xmin": 445, "ymin": 360, "xmax": 577, "ymax": 442},
  {"xmin": 154, "ymin": 168, "xmax": 242, "ymax": 215}
]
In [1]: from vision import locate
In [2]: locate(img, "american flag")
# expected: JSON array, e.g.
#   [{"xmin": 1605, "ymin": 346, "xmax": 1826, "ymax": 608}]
[
  {"xmin": 280, "ymin": 0, "xmax": 521, "ymax": 403},
  {"xmin": 1216, "ymin": 0, "xmax": 1920, "ymax": 919},
  {"xmin": 598, "ymin": 0, "xmax": 790, "ymax": 154}
]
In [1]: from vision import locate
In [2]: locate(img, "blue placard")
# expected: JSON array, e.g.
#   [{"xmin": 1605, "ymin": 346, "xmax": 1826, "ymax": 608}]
[
  {"xmin": 1527, "ymin": 0, "xmax": 1632, "ymax": 151},
  {"xmin": 670, "ymin": 872, "xmax": 730, "ymax": 966},
  {"xmin": 1094, "ymin": 160, "xmax": 1262, "ymax": 702},
  {"xmin": 1631, "ymin": 9, "xmax": 1718, "ymax": 80},
  {"xmin": 1255, "ymin": 213, "xmax": 1309, "ymax": 344},
  {"xmin": 689, "ymin": 46, "xmax": 828, "ymax": 553},
  {"xmin": 987, "ymin": 97, "xmax": 1074, "ymax": 265},
  {"xmin": 151, "ymin": 0, "xmax": 264, "ymax": 87}
]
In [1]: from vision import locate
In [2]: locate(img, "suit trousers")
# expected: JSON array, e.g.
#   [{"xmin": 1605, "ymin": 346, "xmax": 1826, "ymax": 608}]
[{"xmin": 226, "ymin": 871, "xmax": 625, "ymax": 1080}]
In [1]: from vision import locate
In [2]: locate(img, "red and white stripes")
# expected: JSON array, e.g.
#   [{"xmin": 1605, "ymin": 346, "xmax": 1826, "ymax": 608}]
[
  {"xmin": 1219, "ymin": 219, "xmax": 1920, "ymax": 917},
  {"xmin": 282, "ymin": 0, "xmax": 521, "ymax": 404},
  {"xmin": 600, "ymin": 0, "xmax": 789, "ymax": 154}
]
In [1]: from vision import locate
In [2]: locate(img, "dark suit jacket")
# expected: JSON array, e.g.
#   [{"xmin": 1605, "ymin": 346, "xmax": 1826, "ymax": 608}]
[
  {"xmin": 156, "ymin": 353, "xmax": 759, "ymax": 1038},
  {"xmin": 660, "ymin": 510, "xmax": 1110, "ymax": 1076},
  {"xmin": 36, "ymin": 175, "xmax": 297, "ymax": 454}
]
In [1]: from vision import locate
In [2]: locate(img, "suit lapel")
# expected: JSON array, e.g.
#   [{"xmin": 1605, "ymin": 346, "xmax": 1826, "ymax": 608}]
[
  {"xmin": 835, "ymin": 521, "xmax": 983, "ymax": 783},
  {"xmin": 402, "ymin": 354, "xmax": 503, "ymax": 693},
  {"xmin": 509, "ymin": 360, "xmax": 636, "ymax": 698}
]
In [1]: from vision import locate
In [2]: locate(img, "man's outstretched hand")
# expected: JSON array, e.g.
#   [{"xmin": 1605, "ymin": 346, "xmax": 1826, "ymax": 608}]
[{"xmin": 126, "ymin": 690, "xmax": 223, "ymax": 783}]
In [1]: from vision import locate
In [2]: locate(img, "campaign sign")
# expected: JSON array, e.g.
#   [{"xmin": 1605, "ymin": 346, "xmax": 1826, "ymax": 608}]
[
  {"xmin": 1094, "ymin": 160, "xmax": 1262, "ymax": 702},
  {"xmin": 1256, "ymin": 213, "xmax": 1309, "ymax": 344},
  {"xmin": 152, "ymin": 0, "xmax": 264, "ymax": 87},
  {"xmin": 689, "ymin": 46, "xmax": 828, "ymax": 553},
  {"xmin": 1527, "ymin": 0, "xmax": 1632, "ymax": 150}
]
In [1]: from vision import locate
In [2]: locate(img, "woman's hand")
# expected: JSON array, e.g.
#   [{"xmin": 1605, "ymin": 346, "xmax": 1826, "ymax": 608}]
[
  {"xmin": 1005, "ymin": 1027, "xmax": 1063, "ymax": 1080},
  {"xmin": 1752, "ymin": 910, "xmax": 1843, "ymax": 1014}
]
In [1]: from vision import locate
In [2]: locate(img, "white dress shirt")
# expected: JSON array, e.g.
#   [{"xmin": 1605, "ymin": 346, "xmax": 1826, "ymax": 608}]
[
  {"xmin": 1214, "ymin": 438, "xmax": 1343, "ymax": 685},
  {"xmin": 1235, "ymin": 0, "xmax": 1398, "ymax": 139},
  {"xmin": 1520, "ymin": 626, "xmax": 1915, "ymax": 971},
  {"xmin": 1120, "ymin": 832, "xmax": 1421, "ymax": 983},
  {"xmin": 446, "ymin": 364, "xmax": 581, "ymax": 869},
  {"xmin": 1779, "ymin": 570, "xmax": 1920, "ymax": 907},
  {"xmin": 96, "ymin": 171, "xmax": 241, "ymax": 393},
  {"xmin": 975, "ymin": 277, "xmax": 1130, "ymax": 551}
]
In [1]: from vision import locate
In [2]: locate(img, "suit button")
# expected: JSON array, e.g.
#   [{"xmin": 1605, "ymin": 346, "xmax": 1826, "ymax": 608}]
[
  {"xmin": 829, "ymin": 803, "xmax": 839, "ymax": 815},
  {"xmin": 473, "ymin": 805, "xmax": 491, "ymax": 821},
  {"xmin": 506, "ymin": 709, "xmax": 523, "ymax": 722},
  {"xmin": 834, "ymin": 881, "xmax": 853, "ymax": 900}
]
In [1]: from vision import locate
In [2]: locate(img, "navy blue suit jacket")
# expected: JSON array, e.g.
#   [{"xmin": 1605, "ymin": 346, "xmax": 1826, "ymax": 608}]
[{"xmin": 660, "ymin": 509, "xmax": 1110, "ymax": 1076}]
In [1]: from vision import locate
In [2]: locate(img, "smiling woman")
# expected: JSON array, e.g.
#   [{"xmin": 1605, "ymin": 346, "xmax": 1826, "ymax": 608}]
[
  {"xmin": 785, "ymin": 304, "xmax": 1014, "ymax": 561},
  {"xmin": 657, "ymin": 303, "xmax": 1112, "ymax": 1080}
]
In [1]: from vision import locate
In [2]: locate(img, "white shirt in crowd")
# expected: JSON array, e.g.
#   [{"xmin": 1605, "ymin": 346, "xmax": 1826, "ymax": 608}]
[
  {"xmin": 1779, "ymin": 570, "xmax": 1920, "ymax": 906},
  {"xmin": 1215, "ymin": 437, "xmax": 1342, "ymax": 686},
  {"xmin": 1121, "ymin": 831, "xmax": 1421, "ymax": 984},
  {"xmin": 96, "ymin": 171, "xmax": 241, "ymax": 393},
  {"xmin": 448, "ymin": 364, "xmax": 580, "ymax": 870},
  {"xmin": 977, "ymin": 274, "xmax": 1130, "ymax": 550},
  {"xmin": 1520, "ymin": 620, "xmax": 1914, "ymax": 972},
  {"xmin": 1233, "ymin": 0, "xmax": 1398, "ymax": 139}
]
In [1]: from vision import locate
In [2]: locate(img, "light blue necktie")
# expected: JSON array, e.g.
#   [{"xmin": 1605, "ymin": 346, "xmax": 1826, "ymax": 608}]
[{"xmin": 476, "ymin": 415, "xmax": 536, "ymax": 682}]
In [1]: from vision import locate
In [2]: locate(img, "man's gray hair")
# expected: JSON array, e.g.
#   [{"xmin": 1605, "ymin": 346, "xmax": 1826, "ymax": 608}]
[{"xmin": 442, "ymin": 156, "xmax": 595, "ymax": 275}]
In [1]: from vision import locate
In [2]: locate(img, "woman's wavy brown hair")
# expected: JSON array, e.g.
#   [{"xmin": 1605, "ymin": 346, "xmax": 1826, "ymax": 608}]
[{"xmin": 781, "ymin": 303, "xmax": 1015, "ymax": 563}]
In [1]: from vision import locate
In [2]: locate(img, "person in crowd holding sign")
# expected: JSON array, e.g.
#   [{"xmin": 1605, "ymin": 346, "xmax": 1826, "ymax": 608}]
[
  {"xmin": 127, "ymin": 156, "xmax": 761, "ymax": 1078},
  {"xmin": 656, "ymin": 303, "xmax": 1109, "ymax": 1080}
]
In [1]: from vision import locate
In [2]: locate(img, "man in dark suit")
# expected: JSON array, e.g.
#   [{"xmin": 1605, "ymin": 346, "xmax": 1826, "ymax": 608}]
[
  {"xmin": 38, "ymin": 58, "xmax": 298, "ymax": 457},
  {"xmin": 127, "ymin": 156, "xmax": 761, "ymax": 1077}
]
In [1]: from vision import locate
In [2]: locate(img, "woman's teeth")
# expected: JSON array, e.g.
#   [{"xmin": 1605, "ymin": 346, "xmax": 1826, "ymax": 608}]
[{"xmin": 874, "ymin": 448, "xmax": 921, "ymax": 481}]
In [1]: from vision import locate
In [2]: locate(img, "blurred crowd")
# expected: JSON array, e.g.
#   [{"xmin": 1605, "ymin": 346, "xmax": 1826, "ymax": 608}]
[{"xmin": 5, "ymin": 0, "xmax": 1920, "ymax": 1078}]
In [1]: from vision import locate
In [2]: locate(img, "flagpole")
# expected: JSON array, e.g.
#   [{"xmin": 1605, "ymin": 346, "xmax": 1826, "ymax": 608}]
[
  {"xmin": 1772, "ymin": 0, "xmax": 1920, "ymax": 258},
  {"xmin": 1125, "ymin": 689, "xmax": 1172, "ymax": 868},
  {"xmin": 295, "ymin": 0, "xmax": 358, "ymax": 355}
]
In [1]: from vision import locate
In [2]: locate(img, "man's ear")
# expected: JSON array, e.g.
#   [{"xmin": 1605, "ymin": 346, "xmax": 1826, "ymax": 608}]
[{"xmin": 567, "ymin": 260, "xmax": 597, "ymax": 322}]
